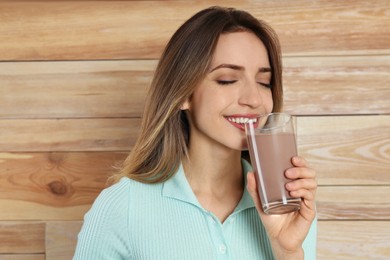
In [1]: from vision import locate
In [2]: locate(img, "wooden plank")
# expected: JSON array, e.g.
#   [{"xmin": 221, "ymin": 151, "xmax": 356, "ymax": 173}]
[
  {"xmin": 1, "ymin": 116, "xmax": 388, "ymax": 183},
  {"xmin": 0, "ymin": 118, "xmax": 139, "ymax": 152},
  {"xmin": 0, "ymin": 60, "xmax": 155, "ymax": 119},
  {"xmin": 0, "ymin": 200, "xmax": 91, "ymax": 222},
  {"xmin": 0, "ymin": 152, "xmax": 127, "ymax": 220},
  {"xmin": 0, "ymin": 0, "xmax": 389, "ymax": 60},
  {"xmin": 0, "ymin": 255, "xmax": 45, "ymax": 260},
  {"xmin": 297, "ymin": 115, "xmax": 390, "ymax": 185},
  {"xmin": 0, "ymin": 55, "xmax": 388, "ymax": 119},
  {"xmin": 283, "ymin": 55, "xmax": 390, "ymax": 115},
  {"xmin": 318, "ymin": 221, "xmax": 390, "ymax": 259},
  {"xmin": 0, "ymin": 222, "xmax": 45, "ymax": 254},
  {"xmin": 316, "ymin": 186, "xmax": 390, "ymax": 220},
  {"xmin": 1, "ymin": 153, "xmax": 388, "ymax": 221},
  {"xmin": 46, "ymin": 221, "xmax": 82, "ymax": 260}
]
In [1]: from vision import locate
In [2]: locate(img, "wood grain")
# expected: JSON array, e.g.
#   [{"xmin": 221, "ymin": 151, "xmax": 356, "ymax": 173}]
[
  {"xmin": 0, "ymin": 60, "xmax": 155, "ymax": 119},
  {"xmin": 0, "ymin": 119, "xmax": 139, "ymax": 152},
  {"xmin": 0, "ymin": 222, "xmax": 45, "ymax": 253},
  {"xmin": 1, "ymin": 0, "xmax": 388, "ymax": 258},
  {"xmin": 297, "ymin": 115, "xmax": 390, "ymax": 185},
  {"xmin": 1, "ymin": 116, "xmax": 387, "ymax": 183},
  {"xmin": 0, "ymin": 0, "xmax": 389, "ymax": 61},
  {"xmin": 318, "ymin": 221, "xmax": 390, "ymax": 259},
  {"xmin": 0, "ymin": 255, "xmax": 45, "ymax": 260},
  {"xmin": 283, "ymin": 55, "xmax": 390, "ymax": 115},
  {"xmin": 0, "ymin": 152, "xmax": 127, "ymax": 220},
  {"xmin": 316, "ymin": 186, "xmax": 390, "ymax": 220},
  {"xmin": 1, "ymin": 55, "xmax": 388, "ymax": 119},
  {"xmin": 1, "ymin": 153, "xmax": 388, "ymax": 221},
  {"xmin": 0, "ymin": 200, "xmax": 92, "ymax": 221},
  {"xmin": 46, "ymin": 221, "xmax": 82, "ymax": 260}
]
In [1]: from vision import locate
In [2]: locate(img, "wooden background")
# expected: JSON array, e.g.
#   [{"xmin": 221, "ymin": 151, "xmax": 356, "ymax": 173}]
[{"xmin": 0, "ymin": 0, "xmax": 389, "ymax": 259}]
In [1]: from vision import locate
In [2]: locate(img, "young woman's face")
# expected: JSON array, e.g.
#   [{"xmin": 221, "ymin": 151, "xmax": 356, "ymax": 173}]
[{"xmin": 183, "ymin": 31, "xmax": 273, "ymax": 152}]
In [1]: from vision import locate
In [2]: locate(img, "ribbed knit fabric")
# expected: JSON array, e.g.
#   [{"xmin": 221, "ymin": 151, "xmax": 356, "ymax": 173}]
[{"xmin": 74, "ymin": 160, "xmax": 317, "ymax": 259}]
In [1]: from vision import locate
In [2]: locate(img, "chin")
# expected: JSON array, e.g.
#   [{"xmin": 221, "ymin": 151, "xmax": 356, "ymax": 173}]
[{"xmin": 231, "ymin": 142, "xmax": 249, "ymax": 152}]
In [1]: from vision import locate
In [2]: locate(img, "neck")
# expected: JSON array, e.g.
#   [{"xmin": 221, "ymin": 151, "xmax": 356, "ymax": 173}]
[
  {"xmin": 183, "ymin": 152, "xmax": 243, "ymax": 190},
  {"xmin": 182, "ymin": 142, "xmax": 244, "ymax": 222}
]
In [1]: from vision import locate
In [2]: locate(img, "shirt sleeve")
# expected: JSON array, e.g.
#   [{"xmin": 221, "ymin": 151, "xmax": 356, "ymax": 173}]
[
  {"xmin": 302, "ymin": 217, "xmax": 317, "ymax": 259},
  {"xmin": 73, "ymin": 178, "xmax": 132, "ymax": 259}
]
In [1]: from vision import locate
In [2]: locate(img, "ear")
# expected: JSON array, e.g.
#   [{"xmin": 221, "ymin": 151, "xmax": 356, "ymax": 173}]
[{"xmin": 180, "ymin": 98, "xmax": 190, "ymax": 110}]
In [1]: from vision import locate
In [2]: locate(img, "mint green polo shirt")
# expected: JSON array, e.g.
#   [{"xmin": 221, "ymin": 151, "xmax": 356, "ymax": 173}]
[{"xmin": 74, "ymin": 160, "xmax": 317, "ymax": 259}]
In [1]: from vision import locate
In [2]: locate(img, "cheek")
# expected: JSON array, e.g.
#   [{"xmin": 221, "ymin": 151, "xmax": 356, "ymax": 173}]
[
  {"xmin": 191, "ymin": 87, "xmax": 224, "ymax": 115},
  {"xmin": 268, "ymin": 98, "xmax": 274, "ymax": 113},
  {"xmin": 262, "ymin": 89, "xmax": 274, "ymax": 113},
  {"xmin": 188, "ymin": 92, "xmax": 216, "ymax": 125}
]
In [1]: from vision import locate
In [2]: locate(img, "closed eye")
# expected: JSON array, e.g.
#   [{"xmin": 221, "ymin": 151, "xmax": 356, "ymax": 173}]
[
  {"xmin": 258, "ymin": 82, "xmax": 272, "ymax": 89},
  {"xmin": 217, "ymin": 80, "xmax": 237, "ymax": 85}
]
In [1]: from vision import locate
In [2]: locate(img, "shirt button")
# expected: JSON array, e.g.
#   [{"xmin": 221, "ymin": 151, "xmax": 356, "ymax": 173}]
[{"xmin": 219, "ymin": 244, "xmax": 227, "ymax": 254}]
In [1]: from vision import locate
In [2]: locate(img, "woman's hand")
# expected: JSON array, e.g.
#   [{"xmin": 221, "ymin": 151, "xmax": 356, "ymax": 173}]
[{"xmin": 246, "ymin": 156, "xmax": 317, "ymax": 259}]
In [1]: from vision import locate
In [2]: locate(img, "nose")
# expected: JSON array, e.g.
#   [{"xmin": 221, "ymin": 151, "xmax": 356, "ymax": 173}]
[{"xmin": 237, "ymin": 80, "xmax": 264, "ymax": 108}]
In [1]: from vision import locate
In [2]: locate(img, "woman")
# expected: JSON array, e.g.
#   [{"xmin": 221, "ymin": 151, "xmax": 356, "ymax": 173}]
[{"xmin": 74, "ymin": 6, "xmax": 317, "ymax": 259}]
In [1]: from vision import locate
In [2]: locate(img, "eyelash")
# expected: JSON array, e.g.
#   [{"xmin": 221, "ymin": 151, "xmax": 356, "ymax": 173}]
[
  {"xmin": 217, "ymin": 80, "xmax": 236, "ymax": 85},
  {"xmin": 216, "ymin": 80, "xmax": 272, "ymax": 89},
  {"xmin": 259, "ymin": 83, "xmax": 273, "ymax": 89}
]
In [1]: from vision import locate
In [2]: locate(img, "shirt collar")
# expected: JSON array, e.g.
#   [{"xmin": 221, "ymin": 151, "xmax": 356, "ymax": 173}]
[{"xmin": 162, "ymin": 159, "xmax": 255, "ymax": 212}]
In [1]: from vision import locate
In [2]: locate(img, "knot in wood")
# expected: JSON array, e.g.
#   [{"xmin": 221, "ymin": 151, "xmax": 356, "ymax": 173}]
[{"xmin": 48, "ymin": 180, "xmax": 68, "ymax": 195}]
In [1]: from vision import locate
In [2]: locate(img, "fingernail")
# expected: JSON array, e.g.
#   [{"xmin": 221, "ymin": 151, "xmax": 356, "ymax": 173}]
[{"xmin": 286, "ymin": 169, "xmax": 294, "ymax": 178}]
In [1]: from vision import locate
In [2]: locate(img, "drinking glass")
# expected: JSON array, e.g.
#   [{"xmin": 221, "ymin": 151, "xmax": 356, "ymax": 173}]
[{"xmin": 245, "ymin": 113, "xmax": 301, "ymax": 214}]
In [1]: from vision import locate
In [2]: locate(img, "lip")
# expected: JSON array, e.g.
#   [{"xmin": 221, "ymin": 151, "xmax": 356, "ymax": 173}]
[{"xmin": 224, "ymin": 114, "xmax": 260, "ymax": 131}]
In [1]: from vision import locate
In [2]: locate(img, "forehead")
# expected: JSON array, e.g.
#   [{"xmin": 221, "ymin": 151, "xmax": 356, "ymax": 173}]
[{"xmin": 211, "ymin": 31, "xmax": 270, "ymax": 67}]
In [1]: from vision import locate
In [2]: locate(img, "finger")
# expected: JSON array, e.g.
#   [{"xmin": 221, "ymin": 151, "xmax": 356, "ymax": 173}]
[
  {"xmin": 299, "ymin": 190, "xmax": 317, "ymax": 216},
  {"xmin": 292, "ymin": 185, "xmax": 317, "ymax": 219},
  {"xmin": 286, "ymin": 178, "xmax": 317, "ymax": 192},
  {"xmin": 298, "ymin": 196, "xmax": 317, "ymax": 222},
  {"xmin": 285, "ymin": 166, "xmax": 316, "ymax": 180},
  {"xmin": 291, "ymin": 156, "xmax": 308, "ymax": 167},
  {"xmin": 289, "ymin": 188, "xmax": 316, "ymax": 201}
]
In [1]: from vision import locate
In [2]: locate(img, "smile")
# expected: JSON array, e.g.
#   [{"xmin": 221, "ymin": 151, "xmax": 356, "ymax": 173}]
[
  {"xmin": 226, "ymin": 117, "xmax": 257, "ymax": 124},
  {"xmin": 225, "ymin": 116, "xmax": 258, "ymax": 131}
]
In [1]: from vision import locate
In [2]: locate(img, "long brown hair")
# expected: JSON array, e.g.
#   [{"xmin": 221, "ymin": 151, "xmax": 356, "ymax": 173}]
[{"xmin": 109, "ymin": 6, "xmax": 283, "ymax": 185}]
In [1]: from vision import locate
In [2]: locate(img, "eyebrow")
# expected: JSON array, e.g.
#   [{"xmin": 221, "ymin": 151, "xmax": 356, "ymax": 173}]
[
  {"xmin": 209, "ymin": 63, "xmax": 272, "ymax": 73},
  {"xmin": 259, "ymin": 67, "xmax": 272, "ymax": 73}
]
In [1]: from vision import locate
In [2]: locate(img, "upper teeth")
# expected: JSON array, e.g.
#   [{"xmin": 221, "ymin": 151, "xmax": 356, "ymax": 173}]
[{"xmin": 227, "ymin": 117, "xmax": 257, "ymax": 124}]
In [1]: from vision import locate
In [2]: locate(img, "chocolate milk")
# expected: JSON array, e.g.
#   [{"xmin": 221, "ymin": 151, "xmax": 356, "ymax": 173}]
[{"xmin": 247, "ymin": 131, "xmax": 301, "ymax": 214}]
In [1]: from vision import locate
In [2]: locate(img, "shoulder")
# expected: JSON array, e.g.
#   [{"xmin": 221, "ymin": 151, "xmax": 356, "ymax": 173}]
[
  {"xmin": 85, "ymin": 178, "xmax": 131, "ymax": 215},
  {"xmin": 81, "ymin": 177, "xmax": 135, "ymax": 232},
  {"xmin": 87, "ymin": 177, "xmax": 164, "ymax": 221},
  {"xmin": 74, "ymin": 178, "xmax": 137, "ymax": 259},
  {"xmin": 94, "ymin": 176, "xmax": 156, "ymax": 201},
  {"xmin": 97, "ymin": 177, "xmax": 133, "ymax": 201}
]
